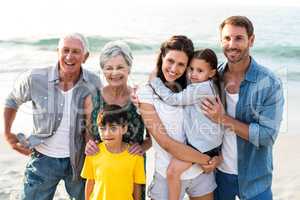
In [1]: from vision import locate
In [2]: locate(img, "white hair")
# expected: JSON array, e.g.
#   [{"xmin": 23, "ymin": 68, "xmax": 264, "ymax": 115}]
[
  {"xmin": 57, "ymin": 33, "xmax": 89, "ymax": 54},
  {"xmin": 100, "ymin": 40, "xmax": 133, "ymax": 69}
]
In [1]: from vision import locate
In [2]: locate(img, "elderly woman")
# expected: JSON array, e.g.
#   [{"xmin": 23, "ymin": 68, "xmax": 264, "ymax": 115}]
[{"xmin": 83, "ymin": 40, "xmax": 151, "ymax": 200}]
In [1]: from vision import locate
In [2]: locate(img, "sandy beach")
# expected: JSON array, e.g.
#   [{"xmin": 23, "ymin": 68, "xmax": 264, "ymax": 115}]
[
  {"xmin": 1, "ymin": 75, "xmax": 300, "ymax": 199},
  {"xmin": 0, "ymin": 70, "xmax": 299, "ymax": 199},
  {"xmin": 1, "ymin": 132, "xmax": 299, "ymax": 200}
]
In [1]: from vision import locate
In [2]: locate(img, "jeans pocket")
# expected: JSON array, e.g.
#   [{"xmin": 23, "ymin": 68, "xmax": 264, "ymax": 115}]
[
  {"xmin": 24, "ymin": 169, "xmax": 44, "ymax": 186},
  {"xmin": 25, "ymin": 151, "xmax": 48, "ymax": 185}
]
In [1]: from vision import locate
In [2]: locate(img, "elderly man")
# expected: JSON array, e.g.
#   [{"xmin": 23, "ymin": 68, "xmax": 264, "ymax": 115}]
[
  {"xmin": 3, "ymin": 33, "xmax": 102, "ymax": 200},
  {"xmin": 202, "ymin": 16, "xmax": 284, "ymax": 200}
]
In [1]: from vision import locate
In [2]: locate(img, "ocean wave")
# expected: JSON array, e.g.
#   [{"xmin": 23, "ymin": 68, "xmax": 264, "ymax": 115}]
[
  {"xmin": 0, "ymin": 36, "xmax": 156, "ymax": 52},
  {"xmin": 0, "ymin": 37, "xmax": 299, "ymax": 59},
  {"xmin": 254, "ymin": 45, "xmax": 300, "ymax": 58},
  {"xmin": 194, "ymin": 44, "xmax": 300, "ymax": 59}
]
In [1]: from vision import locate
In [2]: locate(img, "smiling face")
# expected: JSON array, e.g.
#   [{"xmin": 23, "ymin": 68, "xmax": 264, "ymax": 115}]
[
  {"xmin": 221, "ymin": 24, "xmax": 254, "ymax": 64},
  {"xmin": 99, "ymin": 123, "xmax": 127, "ymax": 146},
  {"xmin": 188, "ymin": 58, "xmax": 216, "ymax": 83},
  {"xmin": 102, "ymin": 55, "xmax": 130, "ymax": 87},
  {"xmin": 57, "ymin": 37, "xmax": 88, "ymax": 77},
  {"xmin": 161, "ymin": 50, "xmax": 189, "ymax": 83}
]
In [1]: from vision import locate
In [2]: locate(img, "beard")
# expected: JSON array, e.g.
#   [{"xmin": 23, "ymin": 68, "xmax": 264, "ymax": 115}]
[{"xmin": 223, "ymin": 47, "xmax": 249, "ymax": 64}]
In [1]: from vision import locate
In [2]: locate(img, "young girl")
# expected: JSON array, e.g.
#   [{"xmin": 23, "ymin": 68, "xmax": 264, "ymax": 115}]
[{"xmin": 149, "ymin": 48, "xmax": 223, "ymax": 200}]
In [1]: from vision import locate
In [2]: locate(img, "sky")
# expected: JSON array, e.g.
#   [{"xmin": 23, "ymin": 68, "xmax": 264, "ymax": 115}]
[{"xmin": 0, "ymin": 0, "xmax": 299, "ymax": 39}]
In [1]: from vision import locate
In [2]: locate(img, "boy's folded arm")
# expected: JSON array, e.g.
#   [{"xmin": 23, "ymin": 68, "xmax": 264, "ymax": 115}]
[
  {"xmin": 133, "ymin": 184, "xmax": 142, "ymax": 200},
  {"xmin": 85, "ymin": 179, "xmax": 95, "ymax": 200},
  {"xmin": 150, "ymin": 77, "xmax": 211, "ymax": 105},
  {"xmin": 133, "ymin": 156, "xmax": 145, "ymax": 200}
]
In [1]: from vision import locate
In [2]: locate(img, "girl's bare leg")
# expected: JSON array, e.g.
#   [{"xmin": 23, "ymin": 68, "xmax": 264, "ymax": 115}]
[{"xmin": 167, "ymin": 158, "xmax": 192, "ymax": 200}]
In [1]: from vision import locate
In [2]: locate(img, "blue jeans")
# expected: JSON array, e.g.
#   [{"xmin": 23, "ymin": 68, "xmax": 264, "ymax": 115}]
[
  {"xmin": 21, "ymin": 150, "xmax": 85, "ymax": 200},
  {"xmin": 214, "ymin": 170, "xmax": 272, "ymax": 200}
]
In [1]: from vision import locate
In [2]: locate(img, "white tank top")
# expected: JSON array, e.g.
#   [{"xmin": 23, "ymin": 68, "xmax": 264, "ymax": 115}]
[
  {"xmin": 35, "ymin": 88, "xmax": 73, "ymax": 158},
  {"xmin": 218, "ymin": 90, "xmax": 239, "ymax": 175}
]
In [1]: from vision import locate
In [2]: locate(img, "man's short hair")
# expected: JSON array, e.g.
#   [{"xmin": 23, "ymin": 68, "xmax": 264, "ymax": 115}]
[
  {"xmin": 57, "ymin": 33, "xmax": 89, "ymax": 54},
  {"xmin": 97, "ymin": 104, "xmax": 128, "ymax": 127},
  {"xmin": 220, "ymin": 16, "xmax": 254, "ymax": 37}
]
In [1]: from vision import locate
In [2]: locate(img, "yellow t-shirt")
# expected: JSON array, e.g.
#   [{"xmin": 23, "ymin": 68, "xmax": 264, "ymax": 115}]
[{"xmin": 81, "ymin": 143, "xmax": 146, "ymax": 200}]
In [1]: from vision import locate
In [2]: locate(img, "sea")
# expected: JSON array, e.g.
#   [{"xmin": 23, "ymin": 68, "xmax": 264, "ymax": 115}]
[
  {"xmin": 1, "ymin": 4, "xmax": 299, "ymax": 135},
  {"xmin": 0, "ymin": 4, "xmax": 299, "ymax": 80}
]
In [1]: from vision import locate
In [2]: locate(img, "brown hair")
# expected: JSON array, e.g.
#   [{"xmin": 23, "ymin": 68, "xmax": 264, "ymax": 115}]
[
  {"xmin": 193, "ymin": 48, "xmax": 221, "ymax": 96},
  {"xmin": 156, "ymin": 35, "xmax": 194, "ymax": 90},
  {"xmin": 220, "ymin": 16, "xmax": 254, "ymax": 37}
]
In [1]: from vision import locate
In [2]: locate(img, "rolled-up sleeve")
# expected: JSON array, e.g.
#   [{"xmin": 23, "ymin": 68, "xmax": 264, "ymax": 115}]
[
  {"xmin": 248, "ymin": 79, "xmax": 284, "ymax": 147},
  {"xmin": 249, "ymin": 123, "xmax": 260, "ymax": 147},
  {"xmin": 4, "ymin": 70, "xmax": 32, "ymax": 109}
]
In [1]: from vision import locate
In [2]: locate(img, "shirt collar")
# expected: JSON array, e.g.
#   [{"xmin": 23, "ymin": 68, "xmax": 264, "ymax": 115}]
[
  {"xmin": 48, "ymin": 62, "xmax": 88, "ymax": 83},
  {"xmin": 218, "ymin": 56, "xmax": 258, "ymax": 83}
]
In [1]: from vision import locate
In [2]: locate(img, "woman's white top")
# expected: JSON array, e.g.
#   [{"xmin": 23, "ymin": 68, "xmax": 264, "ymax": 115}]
[
  {"xmin": 150, "ymin": 78, "xmax": 224, "ymax": 152},
  {"xmin": 137, "ymin": 85, "xmax": 203, "ymax": 180}
]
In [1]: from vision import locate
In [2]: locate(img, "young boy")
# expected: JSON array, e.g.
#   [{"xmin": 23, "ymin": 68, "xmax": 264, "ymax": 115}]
[{"xmin": 81, "ymin": 104, "xmax": 146, "ymax": 200}]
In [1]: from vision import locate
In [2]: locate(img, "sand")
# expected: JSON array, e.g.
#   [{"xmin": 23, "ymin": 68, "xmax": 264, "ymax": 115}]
[
  {"xmin": 0, "ymin": 73, "xmax": 299, "ymax": 199},
  {"xmin": 0, "ymin": 133, "xmax": 299, "ymax": 200}
]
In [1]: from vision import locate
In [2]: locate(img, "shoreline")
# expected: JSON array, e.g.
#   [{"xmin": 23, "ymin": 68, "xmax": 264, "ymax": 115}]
[
  {"xmin": 0, "ymin": 134, "xmax": 299, "ymax": 199},
  {"xmin": 0, "ymin": 72, "xmax": 299, "ymax": 199}
]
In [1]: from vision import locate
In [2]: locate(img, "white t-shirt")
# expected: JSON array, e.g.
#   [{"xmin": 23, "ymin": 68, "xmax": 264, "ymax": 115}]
[
  {"xmin": 218, "ymin": 90, "xmax": 239, "ymax": 175},
  {"xmin": 137, "ymin": 85, "xmax": 203, "ymax": 180},
  {"xmin": 35, "ymin": 88, "xmax": 73, "ymax": 158}
]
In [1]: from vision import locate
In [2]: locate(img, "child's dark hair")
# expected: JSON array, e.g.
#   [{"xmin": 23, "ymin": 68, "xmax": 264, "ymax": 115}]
[
  {"xmin": 193, "ymin": 48, "xmax": 221, "ymax": 95},
  {"xmin": 97, "ymin": 104, "xmax": 128, "ymax": 127}
]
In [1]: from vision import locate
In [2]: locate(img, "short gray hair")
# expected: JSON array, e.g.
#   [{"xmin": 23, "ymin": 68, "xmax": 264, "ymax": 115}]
[
  {"xmin": 100, "ymin": 40, "xmax": 133, "ymax": 69},
  {"xmin": 57, "ymin": 33, "xmax": 89, "ymax": 54}
]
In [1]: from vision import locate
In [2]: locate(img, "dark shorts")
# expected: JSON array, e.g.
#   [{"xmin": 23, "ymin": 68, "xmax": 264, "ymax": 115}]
[{"xmin": 186, "ymin": 141, "xmax": 221, "ymax": 157}]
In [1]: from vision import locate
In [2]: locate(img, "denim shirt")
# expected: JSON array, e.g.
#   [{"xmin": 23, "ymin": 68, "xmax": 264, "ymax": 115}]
[
  {"xmin": 5, "ymin": 64, "xmax": 102, "ymax": 180},
  {"xmin": 218, "ymin": 58, "xmax": 284, "ymax": 199},
  {"xmin": 149, "ymin": 77, "xmax": 224, "ymax": 152}
]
